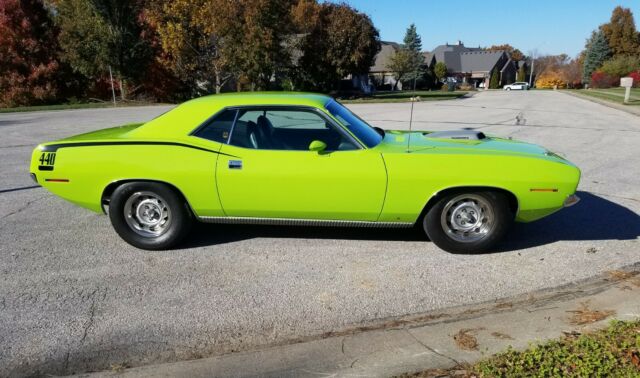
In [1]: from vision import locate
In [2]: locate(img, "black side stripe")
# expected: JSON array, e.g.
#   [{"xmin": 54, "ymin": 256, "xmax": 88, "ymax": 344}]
[{"xmin": 40, "ymin": 141, "xmax": 239, "ymax": 157}]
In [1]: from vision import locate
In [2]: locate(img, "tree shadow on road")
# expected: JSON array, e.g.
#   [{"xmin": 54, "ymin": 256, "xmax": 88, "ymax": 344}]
[{"xmin": 182, "ymin": 191, "xmax": 639, "ymax": 253}]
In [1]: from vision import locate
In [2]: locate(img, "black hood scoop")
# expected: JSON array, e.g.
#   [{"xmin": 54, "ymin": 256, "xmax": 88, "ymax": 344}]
[{"xmin": 424, "ymin": 130, "xmax": 487, "ymax": 140}]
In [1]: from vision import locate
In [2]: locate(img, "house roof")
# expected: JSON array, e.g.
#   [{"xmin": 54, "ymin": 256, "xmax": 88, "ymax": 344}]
[
  {"xmin": 459, "ymin": 50, "xmax": 507, "ymax": 73},
  {"xmin": 429, "ymin": 42, "xmax": 482, "ymax": 70},
  {"xmin": 370, "ymin": 41, "xmax": 401, "ymax": 72},
  {"xmin": 422, "ymin": 52, "xmax": 434, "ymax": 65}
]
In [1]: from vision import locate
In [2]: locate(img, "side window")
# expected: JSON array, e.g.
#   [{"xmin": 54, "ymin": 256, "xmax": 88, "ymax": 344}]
[
  {"xmin": 229, "ymin": 109, "xmax": 359, "ymax": 151},
  {"xmin": 192, "ymin": 109, "xmax": 237, "ymax": 143}
]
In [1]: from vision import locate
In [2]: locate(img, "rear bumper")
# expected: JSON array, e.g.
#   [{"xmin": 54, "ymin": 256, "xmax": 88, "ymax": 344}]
[{"xmin": 563, "ymin": 194, "xmax": 580, "ymax": 207}]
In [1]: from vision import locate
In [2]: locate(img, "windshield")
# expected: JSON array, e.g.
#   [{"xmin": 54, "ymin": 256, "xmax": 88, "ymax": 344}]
[{"xmin": 325, "ymin": 100, "xmax": 383, "ymax": 148}]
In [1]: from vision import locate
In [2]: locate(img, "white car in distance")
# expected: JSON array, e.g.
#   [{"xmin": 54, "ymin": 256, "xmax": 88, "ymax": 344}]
[{"xmin": 504, "ymin": 82, "xmax": 529, "ymax": 90}]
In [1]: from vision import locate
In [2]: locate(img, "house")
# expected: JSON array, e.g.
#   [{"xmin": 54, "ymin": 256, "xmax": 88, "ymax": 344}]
[
  {"xmin": 425, "ymin": 41, "xmax": 517, "ymax": 87},
  {"xmin": 423, "ymin": 40, "xmax": 483, "ymax": 68},
  {"xmin": 368, "ymin": 41, "xmax": 404, "ymax": 90}
]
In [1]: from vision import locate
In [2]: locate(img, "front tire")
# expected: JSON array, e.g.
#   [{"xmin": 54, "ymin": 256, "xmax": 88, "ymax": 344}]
[
  {"xmin": 423, "ymin": 191, "xmax": 512, "ymax": 254},
  {"xmin": 108, "ymin": 182, "xmax": 193, "ymax": 250}
]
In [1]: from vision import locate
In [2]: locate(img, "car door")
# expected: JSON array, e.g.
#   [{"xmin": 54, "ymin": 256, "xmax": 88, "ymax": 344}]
[{"xmin": 213, "ymin": 107, "xmax": 387, "ymax": 221}]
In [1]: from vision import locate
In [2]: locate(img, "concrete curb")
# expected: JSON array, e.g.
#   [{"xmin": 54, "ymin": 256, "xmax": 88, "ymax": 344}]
[
  {"xmin": 77, "ymin": 265, "xmax": 640, "ymax": 378},
  {"xmin": 562, "ymin": 90, "xmax": 640, "ymax": 117}
]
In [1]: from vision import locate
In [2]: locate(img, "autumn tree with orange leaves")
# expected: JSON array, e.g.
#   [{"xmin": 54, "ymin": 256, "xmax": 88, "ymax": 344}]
[{"xmin": 0, "ymin": 0, "xmax": 61, "ymax": 107}]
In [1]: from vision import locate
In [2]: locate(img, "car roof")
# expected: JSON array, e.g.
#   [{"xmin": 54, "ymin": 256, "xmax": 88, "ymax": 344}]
[
  {"xmin": 188, "ymin": 92, "xmax": 332, "ymax": 107},
  {"xmin": 130, "ymin": 92, "xmax": 333, "ymax": 139}
]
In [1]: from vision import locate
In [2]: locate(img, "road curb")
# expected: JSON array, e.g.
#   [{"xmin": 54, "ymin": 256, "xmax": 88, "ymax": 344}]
[
  {"xmin": 77, "ymin": 264, "xmax": 640, "ymax": 378},
  {"xmin": 562, "ymin": 90, "xmax": 640, "ymax": 117}
]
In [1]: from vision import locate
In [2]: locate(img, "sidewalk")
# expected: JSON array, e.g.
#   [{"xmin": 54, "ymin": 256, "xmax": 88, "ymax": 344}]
[{"xmin": 78, "ymin": 265, "xmax": 640, "ymax": 378}]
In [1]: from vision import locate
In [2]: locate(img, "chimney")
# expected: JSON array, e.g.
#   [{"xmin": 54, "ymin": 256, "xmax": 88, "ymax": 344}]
[{"xmin": 458, "ymin": 40, "xmax": 463, "ymax": 46}]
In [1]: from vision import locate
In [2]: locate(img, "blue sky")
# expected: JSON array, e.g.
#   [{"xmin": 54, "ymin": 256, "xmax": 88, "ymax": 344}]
[{"xmin": 334, "ymin": 0, "xmax": 640, "ymax": 57}]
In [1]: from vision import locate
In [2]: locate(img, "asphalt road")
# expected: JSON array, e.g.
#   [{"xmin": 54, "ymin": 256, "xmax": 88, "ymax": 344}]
[{"xmin": 1, "ymin": 91, "xmax": 639, "ymax": 376}]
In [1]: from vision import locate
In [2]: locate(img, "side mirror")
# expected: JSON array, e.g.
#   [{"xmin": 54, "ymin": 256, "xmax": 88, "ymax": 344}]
[{"xmin": 309, "ymin": 140, "xmax": 327, "ymax": 152}]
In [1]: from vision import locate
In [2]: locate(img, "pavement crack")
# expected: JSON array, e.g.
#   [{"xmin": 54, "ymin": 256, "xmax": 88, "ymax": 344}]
[
  {"xmin": 80, "ymin": 298, "xmax": 97, "ymax": 344},
  {"xmin": 341, "ymin": 337, "xmax": 346, "ymax": 354},
  {"xmin": 0, "ymin": 185, "xmax": 41, "ymax": 194},
  {"xmin": 588, "ymin": 191, "xmax": 640, "ymax": 203},
  {"xmin": 1, "ymin": 196, "xmax": 46, "ymax": 219},
  {"xmin": 404, "ymin": 328, "xmax": 460, "ymax": 366},
  {"xmin": 63, "ymin": 350, "xmax": 70, "ymax": 371},
  {"xmin": 0, "ymin": 143, "xmax": 33, "ymax": 149},
  {"xmin": 526, "ymin": 306, "xmax": 559, "ymax": 313}
]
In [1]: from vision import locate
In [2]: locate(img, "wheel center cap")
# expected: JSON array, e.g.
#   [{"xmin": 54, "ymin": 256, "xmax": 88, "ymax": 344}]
[
  {"xmin": 451, "ymin": 203, "xmax": 481, "ymax": 231},
  {"xmin": 136, "ymin": 199, "xmax": 162, "ymax": 226}
]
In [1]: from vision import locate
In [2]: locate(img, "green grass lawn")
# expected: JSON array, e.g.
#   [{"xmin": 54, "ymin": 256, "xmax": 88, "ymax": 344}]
[
  {"xmin": 398, "ymin": 319, "xmax": 640, "ymax": 378},
  {"xmin": 0, "ymin": 101, "xmax": 167, "ymax": 114},
  {"xmin": 339, "ymin": 90, "xmax": 468, "ymax": 104},
  {"xmin": 569, "ymin": 87, "xmax": 640, "ymax": 106}
]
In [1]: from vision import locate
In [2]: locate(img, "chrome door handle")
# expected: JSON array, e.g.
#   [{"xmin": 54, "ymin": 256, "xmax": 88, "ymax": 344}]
[{"xmin": 228, "ymin": 160, "xmax": 242, "ymax": 169}]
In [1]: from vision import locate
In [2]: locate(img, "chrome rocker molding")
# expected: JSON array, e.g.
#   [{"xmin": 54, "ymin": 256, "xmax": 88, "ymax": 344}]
[{"xmin": 198, "ymin": 216, "xmax": 414, "ymax": 228}]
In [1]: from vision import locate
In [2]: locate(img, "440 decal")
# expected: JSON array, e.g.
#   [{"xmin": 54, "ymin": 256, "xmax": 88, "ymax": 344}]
[{"xmin": 38, "ymin": 152, "xmax": 56, "ymax": 171}]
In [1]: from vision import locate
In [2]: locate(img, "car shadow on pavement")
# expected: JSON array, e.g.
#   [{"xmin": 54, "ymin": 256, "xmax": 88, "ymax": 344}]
[
  {"xmin": 183, "ymin": 191, "xmax": 638, "ymax": 252},
  {"xmin": 183, "ymin": 223, "xmax": 426, "ymax": 248},
  {"xmin": 498, "ymin": 191, "xmax": 639, "ymax": 252}
]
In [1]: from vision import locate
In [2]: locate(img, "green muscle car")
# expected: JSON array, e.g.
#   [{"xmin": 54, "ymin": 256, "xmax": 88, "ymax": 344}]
[{"xmin": 30, "ymin": 93, "xmax": 580, "ymax": 253}]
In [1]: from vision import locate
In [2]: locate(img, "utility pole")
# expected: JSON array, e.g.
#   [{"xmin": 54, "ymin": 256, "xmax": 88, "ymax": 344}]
[
  {"xmin": 407, "ymin": 72, "xmax": 418, "ymax": 153},
  {"xmin": 528, "ymin": 55, "xmax": 535, "ymax": 87},
  {"xmin": 108, "ymin": 66, "xmax": 117, "ymax": 107}
]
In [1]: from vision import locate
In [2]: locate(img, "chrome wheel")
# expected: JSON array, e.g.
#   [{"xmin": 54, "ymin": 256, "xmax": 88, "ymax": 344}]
[
  {"xmin": 440, "ymin": 194, "xmax": 494, "ymax": 243},
  {"xmin": 124, "ymin": 191, "xmax": 171, "ymax": 238}
]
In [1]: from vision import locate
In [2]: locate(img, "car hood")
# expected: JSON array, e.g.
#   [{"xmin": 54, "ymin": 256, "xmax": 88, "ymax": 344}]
[{"xmin": 374, "ymin": 130, "xmax": 571, "ymax": 163}]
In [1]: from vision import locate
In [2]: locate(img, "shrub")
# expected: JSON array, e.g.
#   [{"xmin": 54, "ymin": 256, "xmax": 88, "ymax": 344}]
[
  {"xmin": 489, "ymin": 69, "xmax": 500, "ymax": 89},
  {"xmin": 567, "ymin": 81, "xmax": 583, "ymax": 89},
  {"xmin": 590, "ymin": 71, "xmax": 619, "ymax": 88},
  {"xmin": 458, "ymin": 83, "xmax": 475, "ymax": 91},
  {"xmin": 535, "ymin": 71, "xmax": 567, "ymax": 89},
  {"xmin": 599, "ymin": 55, "xmax": 640, "ymax": 77},
  {"xmin": 628, "ymin": 71, "xmax": 640, "ymax": 87}
]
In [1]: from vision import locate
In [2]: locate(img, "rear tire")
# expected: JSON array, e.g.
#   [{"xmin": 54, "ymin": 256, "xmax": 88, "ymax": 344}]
[
  {"xmin": 423, "ymin": 191, "xmax": 512, "ymax": 254},
  {"xmin": 108, "ymin": 182, "xmax": 193, "ymax": 250}
]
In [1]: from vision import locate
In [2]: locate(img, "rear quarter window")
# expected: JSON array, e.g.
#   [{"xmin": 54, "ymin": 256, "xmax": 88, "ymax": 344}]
[{"xmin": 192, "ymin": 110, "xmax": 237, "ymax": 143}]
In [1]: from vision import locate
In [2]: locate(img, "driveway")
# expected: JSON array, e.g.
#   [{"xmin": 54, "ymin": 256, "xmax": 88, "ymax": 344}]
[{"xmin": 1, "ymin": 91, "xmax": 638, "ymax": 376}]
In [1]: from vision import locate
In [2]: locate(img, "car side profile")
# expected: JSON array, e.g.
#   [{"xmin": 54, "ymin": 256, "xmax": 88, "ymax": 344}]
[
  {"xmin": 30, "ymin": 93, "xmax": 580, "ymax": 253},
  {"xmin": 504, "ymin": 82, "xmax": 530, "ymax": 91}
]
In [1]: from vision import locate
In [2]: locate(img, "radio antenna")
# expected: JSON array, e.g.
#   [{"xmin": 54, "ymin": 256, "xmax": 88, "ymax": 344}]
[{"xmin": 407, "ymin": 73, "xmax": 417, "ymax": 153}]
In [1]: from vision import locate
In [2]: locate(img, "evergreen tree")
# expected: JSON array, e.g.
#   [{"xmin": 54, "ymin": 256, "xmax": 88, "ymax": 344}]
[
  {"xmin": 582, "ymin": 30, "xmax": 611, "ymax": 83},
  {"xmin": 601, "ymin": 6, "xmax": 640, "ymax": 56},
  {"xmin": 402, "ymin": 23, "xmax": 423, "ymax": 83},
  {"xmin": 403, "ymin": 23, "xmax": 422, "ymax": 53},
  {"xmin": 489, "ymin": 68, "xmax": 500, "ymax": 89}
]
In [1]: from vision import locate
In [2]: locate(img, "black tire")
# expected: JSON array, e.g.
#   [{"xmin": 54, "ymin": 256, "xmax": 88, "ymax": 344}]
[
  {"xmin": 108, "ymin": 182, "xmax": 193, "ymax": 250},
  {"xmin": 422, "ymin": 191, "xmax": 512, "ymax": 254}
]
